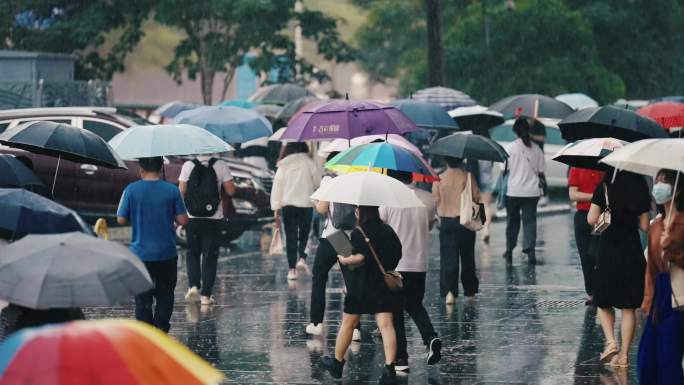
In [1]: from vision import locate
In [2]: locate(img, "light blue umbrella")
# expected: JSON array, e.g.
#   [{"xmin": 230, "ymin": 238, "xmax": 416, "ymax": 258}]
[
  {"xmin": 220, "ymin": 99, "xmax": 257, "ymax": 109},
  {"xmin": 173, "ymin": 106, "xmax": 273, "ymax": 143},
  {"xmin": 555, "ymin": 93, "xmax": 599, "ymax": 111},
  {"xmin": 108, "ymin": 124, "xmax": 234, "ymax": 159},
  {"xmin": 390, "ymin": 99, "xmax": 459, "ymax": 130}
]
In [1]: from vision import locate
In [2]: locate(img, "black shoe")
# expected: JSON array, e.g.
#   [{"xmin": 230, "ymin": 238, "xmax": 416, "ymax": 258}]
[
  {"xmin": 427, "ymin": 337, "xmax": 442, "ymax": 365},
  {"xmin": 320, "ymin": 356, "xmax": 345, "ymax": 379},
  {"xmin": 394, "ymin": 358, "xmax": 409, "ymax": 373},
  {"xmin": 378, "ymin": 364, "xmax": 397, "ymax": 385},
  {"xmin": 502, "ymin": 250, "xmax": 512, "ymax": 262}
]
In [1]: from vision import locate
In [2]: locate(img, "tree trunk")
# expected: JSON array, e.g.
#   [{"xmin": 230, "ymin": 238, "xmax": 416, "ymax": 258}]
[
  {"xmin": 198, "ymin": 47, "xmax": 215, "ymax": 105},
  {"xmin": 425, "ymin": 0, "xmax": 444, "ymax": 86}
]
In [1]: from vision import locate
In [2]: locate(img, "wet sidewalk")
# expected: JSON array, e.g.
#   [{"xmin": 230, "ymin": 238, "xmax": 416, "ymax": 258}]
[{"xmin": 86, "ymin": 214, "xmax": 645, "ymax": 384}]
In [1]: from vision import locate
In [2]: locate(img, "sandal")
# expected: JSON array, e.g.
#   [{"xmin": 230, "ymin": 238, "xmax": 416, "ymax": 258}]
[
  {"xmin": 610, "ymin": 355, "xmax": 629, "ymax": 368},
  {"xmin": 599, "ymin": 341, "xmax": 619, "ymax": 363}
]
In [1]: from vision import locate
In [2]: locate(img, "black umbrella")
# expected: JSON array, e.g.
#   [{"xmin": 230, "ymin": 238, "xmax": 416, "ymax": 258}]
[
  {"xmin": 489, "ymin": 94, "xmax": 574, "ymax": 120},
  {"xmin": 248, "ymin": 84, "xmax": 312, "ymax": 106},
  {"xmin": 559, "ymin": 106, "xmax": 668, "ymax": 143},
  {"xmin": 0, "ymin": 154, "xmax": 47, "ymax": 195},
  {"xmin": 276, "ymin": 96, "xmax": 321, "ymax": 125},
  {"xmin": 0, "ymin": 188, "xmax": 91, "ymax": 239},
  {"xmin": 428, "ymin": 133, "xmax": 509, "ymax": 162},
  {"xmin": 448, "ymin": 105, "xmax": 505, "ymax": 135},
  {"xmin": 0, "ymin": 121, "xmax": 127, "ymax": 194}
]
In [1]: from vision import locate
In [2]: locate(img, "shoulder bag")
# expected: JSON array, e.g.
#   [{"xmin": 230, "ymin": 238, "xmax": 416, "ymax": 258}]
[
  {"xmin": 592, "ymin": 183, "xmax": 611, "ymax": 234},
  {"xmin": 460, "ymin": 173, "xmax": 486, "ymax": 231},
  {"xmin": 355, "ymin": 226, "xmax": 403, "ymax": 292}
]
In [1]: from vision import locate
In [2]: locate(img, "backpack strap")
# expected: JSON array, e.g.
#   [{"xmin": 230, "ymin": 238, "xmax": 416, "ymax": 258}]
[
  {"xmin": 355, "ymin": 226, "xmax": 386, "ymax": 275},
  {"xmin": 192, "ymin": 159, "xmax": 201, "ymax": 168},
  {"xmin": 208, "ymin": 158, "xmax": 218, "ymax": 168}
]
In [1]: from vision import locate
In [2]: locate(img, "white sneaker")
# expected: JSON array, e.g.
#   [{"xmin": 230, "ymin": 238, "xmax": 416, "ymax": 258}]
[
  {"xmin": 352, "ymin": 328, "xmax": 362, "ymax": 342},
  {"xmin": 185, "ymin": 286, "xmax": 200, "ymax": 303},
  {"xmin": 200, "ymin": 295, "xmax": 214, "ymax": 306},
  {"xmin": 287, "ymin": 269, "xmax": 297, "ymax": 280},
  {"xmin": 306, "ymin": 323, "xmax": 323, "ymax": 336},
  {"xmin": 445, "ymin": 291, "xmax": 456, "ymax": 305},
  {"xmin": 296, "ymin": 258, "xmax": 307, "ymax": 270}
]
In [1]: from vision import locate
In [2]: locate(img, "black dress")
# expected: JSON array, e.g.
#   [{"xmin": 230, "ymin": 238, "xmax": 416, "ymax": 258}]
[
  {"xmin": 342, "ymin": 218, "xmax": 403, "ymax": 315},
  {"xmin": 591, "ymin": 175, "xmax": 650, "ymax": 309}
]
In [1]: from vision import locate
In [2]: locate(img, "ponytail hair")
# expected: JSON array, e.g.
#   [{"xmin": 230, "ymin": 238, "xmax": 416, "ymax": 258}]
[{"xmin": 513, "ymin": 117, "xmax": 532, "ymax": 147}]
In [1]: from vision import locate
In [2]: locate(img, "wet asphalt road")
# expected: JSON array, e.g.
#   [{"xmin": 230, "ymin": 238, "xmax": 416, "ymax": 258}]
[{"xmin": 86, "ymin": 214, "xmax": 648, "ymax": 384}]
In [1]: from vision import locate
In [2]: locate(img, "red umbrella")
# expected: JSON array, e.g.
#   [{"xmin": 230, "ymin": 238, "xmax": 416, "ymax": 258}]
[{"xmin": 636, "ymin": 102, "xmax": 684, "ymax": 131}]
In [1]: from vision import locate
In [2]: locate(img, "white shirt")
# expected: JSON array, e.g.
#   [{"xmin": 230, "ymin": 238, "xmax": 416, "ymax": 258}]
[
  {"xmin": 379, "ymin": 185, "xmax": 437, "ymax": 272},
  {"xmin": 179, "ymin": 156, "xmax": 233, "ymax": 219},
  {"xmin": 505, "ymin": 139, "xmax": 545, "ymax": 197},
  {"xmin": 270, "ymin": 153, "xmax": 321, "ymax": 210}
]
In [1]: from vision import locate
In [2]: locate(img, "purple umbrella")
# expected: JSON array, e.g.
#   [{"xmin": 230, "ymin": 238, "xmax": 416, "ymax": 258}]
[{"xmin": 280, "ymin": 99, "xmax": 419, "ymax": 141}]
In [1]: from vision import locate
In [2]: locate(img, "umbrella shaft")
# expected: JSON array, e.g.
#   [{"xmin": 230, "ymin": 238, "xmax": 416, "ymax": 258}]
[{"xmin": 51, "ymin": 154, "xmax": 61, "ymax": 196}]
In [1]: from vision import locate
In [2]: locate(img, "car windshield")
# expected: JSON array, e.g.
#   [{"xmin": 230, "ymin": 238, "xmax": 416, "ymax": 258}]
[{"xmin": 112, "ymin": 110, "xmax": 152, "ymax": 126}]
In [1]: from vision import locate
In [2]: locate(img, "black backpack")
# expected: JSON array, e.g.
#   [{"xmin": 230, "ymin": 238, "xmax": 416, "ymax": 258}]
[
  {"xmin": 331, "ymin": 202, "xmax": 357, "ymax": 231},
  {"xmin": 185, "ymin": 159, "xmax": 220, "ymax": 217}
]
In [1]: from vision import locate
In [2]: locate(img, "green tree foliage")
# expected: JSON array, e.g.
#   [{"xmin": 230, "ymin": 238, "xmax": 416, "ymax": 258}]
[
  {"xmin": 356, "ymin": 0, "xmax": 682, "ymax": 104},
  {"xmin": 0, "ymin": 0, "xmax": 152, "ymax": 80},
  {"xmin": 155, "ymin": 0, "xmax": 356, "ymax": 104}
]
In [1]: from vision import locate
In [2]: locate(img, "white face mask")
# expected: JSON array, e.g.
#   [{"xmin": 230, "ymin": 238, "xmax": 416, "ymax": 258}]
[{"xmin": 652, "ymin": 182, "xmax": 673, "ymax": 205}]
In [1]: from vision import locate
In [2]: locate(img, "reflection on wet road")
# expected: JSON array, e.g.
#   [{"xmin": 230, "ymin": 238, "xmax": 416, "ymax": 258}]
[{"xmin": 86, "ymin": 215, "xmax": 644, "ymax": 384}]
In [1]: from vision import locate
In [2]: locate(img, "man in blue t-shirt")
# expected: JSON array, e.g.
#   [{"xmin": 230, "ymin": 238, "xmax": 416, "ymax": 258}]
[{"xmin": 117, "ymin": 157, "xmax": 188, "ymax": 333}]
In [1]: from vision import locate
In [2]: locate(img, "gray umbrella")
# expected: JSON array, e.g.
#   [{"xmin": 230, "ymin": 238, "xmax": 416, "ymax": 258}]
[
  {"xmin": 428, "ymin": 132, "xmax": 509, "ymax": 162},
  {"xmin": 0, "ymin": 232, "xmax": 152, "ymax": 309}
]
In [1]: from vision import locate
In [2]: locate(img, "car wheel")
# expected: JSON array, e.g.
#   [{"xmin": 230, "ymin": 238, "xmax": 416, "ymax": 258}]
[{"xmin": 176, "ymin": 225, "xmax": 188, "ymax": 247}]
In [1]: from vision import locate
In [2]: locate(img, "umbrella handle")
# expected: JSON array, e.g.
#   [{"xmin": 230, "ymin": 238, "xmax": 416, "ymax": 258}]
[{"xmin": 51, "ymin": 154, "xmax": 61, "ymax": 196}]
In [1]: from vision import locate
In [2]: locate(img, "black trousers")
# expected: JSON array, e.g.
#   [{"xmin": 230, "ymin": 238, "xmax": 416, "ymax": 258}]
[
  {"xmin": 310, "ymin": 238, "xmax": 337, "ymax": 325},
  {"xmin": 281, "ymin": 206, "xmax": 313, "ymax": 268},
  {"xmin": 505, "ymin": 196, "xmax": 539, "ymax": 254},
  {"xmin": 574, "ymin": 210, "xmax": 595, "ymax": 296},
  {"xmin": 135, "ymin": 258, "xmax": 177, "ymax": 333},
  {"xmin": 439, "ymin": 217, "xmax": 479, "ymax": 297},
  {"xmin": 393, "ymin": 272, "xmax": 438, "ymax": 360},
  {"xmin": 186, "ymin": 218, "xmax": 221, "ymax": 297}
]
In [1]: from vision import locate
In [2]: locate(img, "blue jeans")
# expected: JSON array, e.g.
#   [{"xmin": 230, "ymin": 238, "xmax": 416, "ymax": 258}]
[
  {"xmin": 505, "ymin": 196, "xmax": 539, "ymax": 254},
  {"xmin": 439, "ymin": 217, "xmax": 478, "ymax": 297},
  {"xmin": 135, "ymin": 258, "xmax": 177, "ymax": 333}
]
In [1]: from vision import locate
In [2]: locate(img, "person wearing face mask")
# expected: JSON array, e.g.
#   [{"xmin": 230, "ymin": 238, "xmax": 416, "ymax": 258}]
[
  {"xmin": 637, "ymin": 169, "xmax": 684, "ymax": 384},
  {"xmin": 588, "ymin": 169, "xmax": 651, "ymax": 368}
]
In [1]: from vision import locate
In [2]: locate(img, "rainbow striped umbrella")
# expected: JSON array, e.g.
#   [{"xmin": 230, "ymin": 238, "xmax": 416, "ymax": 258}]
[
  {"xmin": 325, "ymin": 142, "xmax": 439, "ymax": 183},
  {"xmin": 0, "ymin": 319, "xmax": 223, "ymax": 385}
]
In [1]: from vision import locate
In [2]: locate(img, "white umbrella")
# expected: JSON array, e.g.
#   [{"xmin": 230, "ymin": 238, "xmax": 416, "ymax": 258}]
[
  {"xmin": 318, "ymin": 134, "xmax": 422, "ymax": 157},
  {"xmin": 108, "ymin": 124, "xmax": 234, "ymax": 159},
  {"xmin": 551, "ymin": 137, "xmax": 626, "ymax": 169},
  {"xmin": 269, "ymin": 126, "xmax": 293, "ymax": 142},
  {"xmin": 600, "ymin": 139, "xmax": 684, "ymax": 176},
  {"xmin": 311, "ymin": 171, "xmax": 424, "ymax": 208},
  {"xmin": 555, "ymin": 93, "xmax": 599, "ymax": 111}
]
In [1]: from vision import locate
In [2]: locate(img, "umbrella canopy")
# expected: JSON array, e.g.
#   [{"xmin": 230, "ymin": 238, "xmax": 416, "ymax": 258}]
[
  {"xmin": 0, "ymin": 121, "xmax": 127, "ymax": 169},
  {"xmin": 389, "ymin": 99, "xmax": 459, "ymax": 130},
  {"xmin": 269, "ymin": 126, "xmax": 290, "ymax": 142},
  {"xmin": 0, "ymin": 154, "xmax": 46, "ymax": 193},
  {"xmin": 649, "ymin": 96, "xmax": 684, "ymax": 105},
  {"xmin": 276, "ymin": 96, "xmax": 321, "ymax": 124},
  {"xmin": 280, "ymin": 99, "xmax": 419, "ymax": 142},
  {"xmin": 411, "ymin": 87, "xmax": 477, "ymax": 110},
  {"xmin": 0, "ymin": 232, "xmax": 152, "ymax": 308},
  {"xmin": 600, "ymin": 139, "xmax": 684, "ymax": 176},
  {"xmin": 0, "ymin": 319, "xmax": 224, "ymax": 385},
  {"xmin": 559, "ymin": 105, "xmax": 668, "ymax": 142},
  {"xmin": 448, "ymin": 105, "xmax": 505, "ymax": 135},
  {"xmin": 311, "ymin": 171, "xmax": 424, "ymax": 208},
  {"xmin": 0, "ymin": 189, "xmax": 90, "ymax": 237},
  {"xmin": 325, "ymin": 142, "xmax": 439, "ymax": 183},
  {"xmin": 428, "ymin": 132, "xmax": 509, "ymax": 162},
  {"xmin": 108, "ymin": 124, "xmax": 234, "ymax": 159},
  {"xmin": 490, "ymin": 94, "xmax": 574, "ymax": 120},
  {"xmin": 253, "ymin": 103, "xmax": 283, "ymax": 119},
  {"xmin": 636, "ymin": 102, "xmax": 684, "ymax": 131},
  {"xmin": 554, "ymin": 93, "xmax": 599, "ymax": 111},
  {"xmin": 552, "ymin": 137, "xmax": 626, "ymax": 170},
  {"xmin": 248, "ymin": 83, "xmax": 311, "ymax": 105},
  {"xmin": 318, "ymin": 134, "xmax": 422, "ymax": 157},
  {"xmin": 153, "ymin": 101, "xmax": 202, "ymax": 119},
  {"xmin": 173, "ymin": 106, "xmax": 272, "ymax": 143},
  {"xmin": 219, "ymin": 99, "xmax": 257, "ymax": 109}
]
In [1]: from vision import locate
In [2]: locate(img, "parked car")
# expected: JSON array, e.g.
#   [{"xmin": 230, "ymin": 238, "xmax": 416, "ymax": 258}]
[
  {"xmin": 489, "ymin": 118, "xmax": 568, "ymax": 188},
  {"xmin": 0, "ymin": 107, "xmax": 274, "ymax": 243}
]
